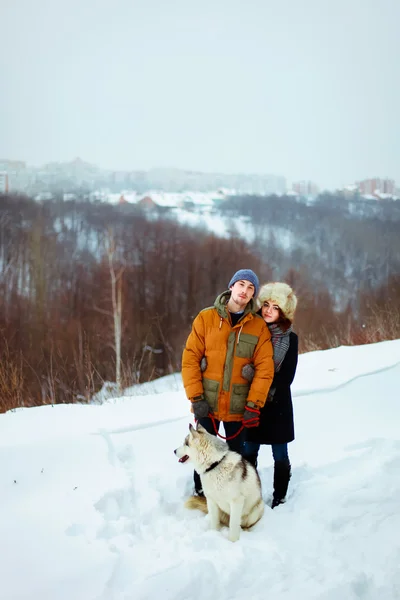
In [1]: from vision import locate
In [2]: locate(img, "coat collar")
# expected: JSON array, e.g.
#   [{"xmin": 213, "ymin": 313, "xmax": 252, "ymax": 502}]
[{"xmin": 214, "ymin": 290, "xmax": 256, "ymax": 323}]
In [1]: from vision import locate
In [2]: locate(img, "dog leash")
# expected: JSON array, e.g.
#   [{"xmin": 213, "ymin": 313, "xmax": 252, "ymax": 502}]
[{"xmin": 208, "ymin": 412, "xmax": 245, "ymax": 440}]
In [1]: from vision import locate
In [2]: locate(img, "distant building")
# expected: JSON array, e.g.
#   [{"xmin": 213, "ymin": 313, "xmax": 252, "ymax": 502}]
[
  {"xmin": 342, "ymin": 184, "xmax": 359, "ymax": 196},
  {"xmin": 358, "ymin": 178, "xmax": 395, "ymax": 196},
  {"xmin": 0, "ymin": 159, "xmax": 26, "ymax": 171},
  {"xmin": 0, "ymin": 159, "xmax": 28, "ymax": 192},
  {"xmin": 292, "ymin": 181, "xmax": 319, "ymax": 197},
  {"xmin": 0, "ymin": 160, "xmax": 288, "ymax": 197},
  {"xmin": 0, "ymin": 171, "xmax": 9, "ymax": 193},
  {"xmin": 137, "ymin": 196, "xmax": 158, "ymax": 210},
  {"xmin": 141, "ymin": 168, "xmax": 286, "ymax": 195}
]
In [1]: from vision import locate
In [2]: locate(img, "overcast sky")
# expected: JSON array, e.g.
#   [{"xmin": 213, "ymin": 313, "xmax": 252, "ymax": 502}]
[{"xmin": 1, "ymin": 0, "xmax": 399, "ymax": 189}]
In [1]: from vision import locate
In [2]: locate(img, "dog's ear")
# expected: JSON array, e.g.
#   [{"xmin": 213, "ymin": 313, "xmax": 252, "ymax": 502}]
[{"xmin": 189, "ymin": 422, "xmax": 203, "ymax": 439}]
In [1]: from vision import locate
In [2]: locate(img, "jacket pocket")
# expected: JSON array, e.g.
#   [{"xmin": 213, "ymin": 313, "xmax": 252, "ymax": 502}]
[
  {"xmin": 202, "ymin": 377, "xmax": 220, "ymax": 413},
  {"xmin": 230, "ymin": 383, "xmax": 250, "ymax": 414},
  {"xmin": 236, "ymin": 333, "xmax": 258, "ymax": 359}
]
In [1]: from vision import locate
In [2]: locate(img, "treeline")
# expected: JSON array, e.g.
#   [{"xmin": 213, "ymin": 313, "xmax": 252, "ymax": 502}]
[
  {"xmin": 221, "ymin": 192, "xmax": 400, "ymax": 306},
  {"xmin": 0, "ymin": 193, "xmax": 399, "ymax": 412}
]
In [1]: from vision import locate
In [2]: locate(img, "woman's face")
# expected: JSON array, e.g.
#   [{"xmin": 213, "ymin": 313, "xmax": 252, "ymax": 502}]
[{"xmin": 261, "ymin": 300, "xmax": 280, "ymax": 324}]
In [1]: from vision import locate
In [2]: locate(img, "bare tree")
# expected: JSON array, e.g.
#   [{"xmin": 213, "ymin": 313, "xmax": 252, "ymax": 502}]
[{"xmin": 105, "ymin": 229, "xmax": 124, "ymax": 393}]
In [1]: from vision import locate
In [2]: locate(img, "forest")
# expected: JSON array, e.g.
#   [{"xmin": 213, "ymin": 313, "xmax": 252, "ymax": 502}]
[{"xmin": 0, "ymin": 192, "xmax": 399, "ymax": 411}]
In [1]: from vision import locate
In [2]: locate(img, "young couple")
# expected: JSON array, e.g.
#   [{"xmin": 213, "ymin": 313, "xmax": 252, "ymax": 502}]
[{"xmin": 181, "ymin": 269, "xmax": 298, "ymax": 509}]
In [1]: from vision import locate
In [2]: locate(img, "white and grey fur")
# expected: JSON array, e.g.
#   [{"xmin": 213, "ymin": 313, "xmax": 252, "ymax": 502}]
[{"xmin": 174, "ymin": 423, "xmax": 264, "ymax": 542}]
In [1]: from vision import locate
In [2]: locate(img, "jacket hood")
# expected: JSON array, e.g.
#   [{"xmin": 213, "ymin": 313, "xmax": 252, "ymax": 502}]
[{"xmin": 214, "ymin": 290, "xmax": 256, "ymax": 320}]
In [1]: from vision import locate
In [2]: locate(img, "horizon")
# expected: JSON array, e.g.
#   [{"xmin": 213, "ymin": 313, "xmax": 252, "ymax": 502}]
[{"xmin": 1, "ymin": 156, "xmax": 397, "ymax": 192}]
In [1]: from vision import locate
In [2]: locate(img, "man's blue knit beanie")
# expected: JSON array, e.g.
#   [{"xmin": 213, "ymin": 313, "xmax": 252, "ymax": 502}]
[{"xmin": 228, "ymin": 269, "xmax": 259, "ymax": 297}]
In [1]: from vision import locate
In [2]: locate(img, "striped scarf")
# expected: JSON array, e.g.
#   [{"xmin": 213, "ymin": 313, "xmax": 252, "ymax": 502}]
[
  {"xmin": 267, "ymin": 322, "xmax": 292, "ymax": 401},
  {"xmin": 269, "ymin": 322, "xmax": 292, "ymax": 372}
]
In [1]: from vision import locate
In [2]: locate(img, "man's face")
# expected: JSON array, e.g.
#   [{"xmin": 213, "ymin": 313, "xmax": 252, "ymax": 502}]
[{"xmin": 230, "ymin": 279, "xmax": 255, "ymax": 307}]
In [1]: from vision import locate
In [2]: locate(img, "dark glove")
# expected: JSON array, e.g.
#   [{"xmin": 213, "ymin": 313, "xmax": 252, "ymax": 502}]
[
  {"xmin": 200, "ymin": 356, "xmax": 207, "ymax": 372},
  {"xmin": 241, "ymin": 363, "xmax": 255, "ymax": 382},
  {"xmin": 242, "ymin": 402, "xmax": 261, "ymax": 428},
  {"xmin": 192, "ymin": 395, "xmax": 210, "ymax": 419}
]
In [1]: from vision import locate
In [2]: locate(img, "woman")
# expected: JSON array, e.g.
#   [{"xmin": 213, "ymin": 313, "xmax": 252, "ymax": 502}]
[{"xmin": 243, "ymin": 282, "xmax": 298, "ymax": 509}]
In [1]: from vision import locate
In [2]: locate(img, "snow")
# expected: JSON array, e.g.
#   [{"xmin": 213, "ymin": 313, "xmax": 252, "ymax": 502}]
[
  {"xmin": 173, "ymin": 208, "xmax": 297, "ymax": 249},
  {"xmin": 1, "ymin": 339, "xmax": 400, "ymax": 600},
  {"xmin": 174, "ymin": 207, "xmax": 233, "ymax": 237},
  {"xmin": 89, "ymin": 190, "xmax": 230, "ymax": 209}
]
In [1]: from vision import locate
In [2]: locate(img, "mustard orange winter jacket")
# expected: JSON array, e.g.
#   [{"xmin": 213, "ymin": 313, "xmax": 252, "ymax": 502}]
[{"xmin": 182, "ymin": 291, "xmax": 274, "ymax": 422}]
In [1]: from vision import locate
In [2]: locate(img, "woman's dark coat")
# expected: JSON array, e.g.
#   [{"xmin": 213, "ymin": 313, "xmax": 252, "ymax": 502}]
[{"xmin": 246, "ymin": 331, "xmax": 298, "ymax": 445}]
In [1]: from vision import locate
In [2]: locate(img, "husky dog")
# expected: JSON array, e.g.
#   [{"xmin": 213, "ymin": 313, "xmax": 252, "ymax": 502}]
[{"xmin": 174, "ymin": 423, "xmax": 264, "ymax": 542}]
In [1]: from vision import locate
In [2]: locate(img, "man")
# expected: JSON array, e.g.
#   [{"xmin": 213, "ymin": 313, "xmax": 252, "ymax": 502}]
[{"xmin": 181, "ymin": 269, "xmax": 274, "ymax": 496}]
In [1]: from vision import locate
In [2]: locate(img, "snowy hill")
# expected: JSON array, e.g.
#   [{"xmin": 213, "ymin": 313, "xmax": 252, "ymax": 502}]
[{"xmin": 0, "ymin": 340, "xmax": 400, "ymax": 600}]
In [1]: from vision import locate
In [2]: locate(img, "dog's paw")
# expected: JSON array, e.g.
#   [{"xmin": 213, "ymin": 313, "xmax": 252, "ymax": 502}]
[{"xmin": 228, "ymin": 532, "xmax": 240, "ymax": 542}]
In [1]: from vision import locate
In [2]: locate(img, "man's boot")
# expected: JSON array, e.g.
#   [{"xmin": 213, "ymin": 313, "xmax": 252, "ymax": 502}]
[
  {"xmin": 271, "ymin": 460, "xmax": 291, "ymax": 509},
  {"xmin": 193, "ymin": 471, "xmax": 204, "ymax": 497}
]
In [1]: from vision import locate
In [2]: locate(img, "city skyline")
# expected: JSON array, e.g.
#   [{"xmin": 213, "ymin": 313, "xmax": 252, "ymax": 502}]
[
  {"xmin": 1, "ymin": 156, "xmax": 398, "ymax": 198},
  {"xmin": 1, "ymin": 0, "xmax": 399, "ymax": 190}
]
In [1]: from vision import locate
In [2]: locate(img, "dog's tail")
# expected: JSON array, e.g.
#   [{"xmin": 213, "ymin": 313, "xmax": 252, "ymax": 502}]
[
  {"xmin": 185, "ymin": 495, "xmax": 208, "ymax": 513},
  {"xmin": 184, "ymin": 496, "xmax": 230, "ymax": 526}
]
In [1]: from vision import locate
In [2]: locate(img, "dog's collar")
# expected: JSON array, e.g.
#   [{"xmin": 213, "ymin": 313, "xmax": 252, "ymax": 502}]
[{"xmin": 204, "ymin": 455, "xmax": 226, "ymax": 473}]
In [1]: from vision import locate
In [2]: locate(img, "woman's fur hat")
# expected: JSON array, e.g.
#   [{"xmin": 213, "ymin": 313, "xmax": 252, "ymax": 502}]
[{"xmin": 257, "ymin": 282, "xmax": 298, "ymax": 321}]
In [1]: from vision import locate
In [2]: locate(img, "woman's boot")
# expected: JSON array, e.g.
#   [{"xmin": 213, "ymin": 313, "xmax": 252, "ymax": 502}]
[{"xmin": 271, "ymin": 460, "xmax": 291, "ymax": 508}]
